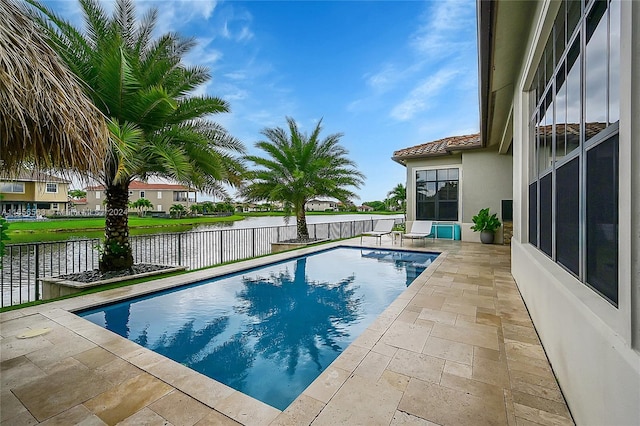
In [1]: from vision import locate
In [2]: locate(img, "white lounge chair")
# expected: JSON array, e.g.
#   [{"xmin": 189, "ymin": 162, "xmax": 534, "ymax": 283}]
[
  {"xmin": 360, "ymin": 219, "xmax": 395, "ymax": 245},
  {"xmin": 401, "ymin": 220, "xmax": 434, "ymax": 246}
]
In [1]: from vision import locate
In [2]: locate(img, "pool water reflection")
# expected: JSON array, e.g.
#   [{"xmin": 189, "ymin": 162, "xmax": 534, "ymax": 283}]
[{"xmin": 79, "ymin": 247, "xmax": 438, "ymax": 410}]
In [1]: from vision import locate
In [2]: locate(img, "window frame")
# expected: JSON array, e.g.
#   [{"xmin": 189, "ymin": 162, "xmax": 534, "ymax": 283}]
[
  {"xmin": 414, "ymin": 167, "xmax": 460, "ymax": 222},
  {"xmin": 526, "ymin": 0, "xmax": 620, "ymax": 306},
  {"xmin": 45, "ymin": 183, "xmax": 58, "ymax": 193}
]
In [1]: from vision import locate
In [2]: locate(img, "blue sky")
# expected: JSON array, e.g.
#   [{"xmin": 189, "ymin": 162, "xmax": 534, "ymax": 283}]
[{"xmin": 46, "ymin": 0, "xmax": 479, "ymax": 203}]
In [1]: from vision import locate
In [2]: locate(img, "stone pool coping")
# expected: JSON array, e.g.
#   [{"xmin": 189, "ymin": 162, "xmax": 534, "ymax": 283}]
[{"xmin": 1, "ymin": 238, "xmax": 573, "ymax": 425}]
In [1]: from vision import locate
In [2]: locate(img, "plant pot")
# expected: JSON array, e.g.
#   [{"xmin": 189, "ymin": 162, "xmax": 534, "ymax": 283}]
[{"xmin": 480, "ymin": 230, "xmax": 495, "ymax": 244}]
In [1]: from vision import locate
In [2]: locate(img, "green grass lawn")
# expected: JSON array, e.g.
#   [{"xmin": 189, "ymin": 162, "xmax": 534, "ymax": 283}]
[{"xmin": 6, "ymin": 215, "xmax": 245, "ymax": 244}]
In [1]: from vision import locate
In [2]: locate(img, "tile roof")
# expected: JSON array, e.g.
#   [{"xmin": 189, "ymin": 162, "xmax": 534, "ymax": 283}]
[
  {"xmin": 0, "ymin": 169, "xmax": 70, "ymax": 183},
  {"xmin": 86, "ymin": 180, "xmax": 191, "ymax": 191},
  {"xmin": 392, "ymin": 133, "xmax": 482, "ymax": 164}
]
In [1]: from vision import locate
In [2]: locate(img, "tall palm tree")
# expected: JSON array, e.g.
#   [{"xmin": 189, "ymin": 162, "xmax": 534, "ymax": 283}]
[
  {"xmin": 387, "ymin": 183, "xmax": 406, "ymax": 213},
  {"xmin": 27, "ymin": 0, "xmax": 245, "ymax": 271},
  {"xmin": 241, "ymin": 117, "xmax": 365, "ymax": 240}
]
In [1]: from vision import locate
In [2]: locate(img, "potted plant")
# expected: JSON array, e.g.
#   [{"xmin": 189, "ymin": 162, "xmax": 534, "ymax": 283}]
[{"xmin": 471, "ymin": 208, "xmax": 502, "ymax": 244}]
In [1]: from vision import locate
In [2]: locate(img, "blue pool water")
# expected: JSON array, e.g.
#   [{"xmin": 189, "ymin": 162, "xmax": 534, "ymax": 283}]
[{"xmin": 78, "ymin": 247, "xmax": 438, "ymax": 410}]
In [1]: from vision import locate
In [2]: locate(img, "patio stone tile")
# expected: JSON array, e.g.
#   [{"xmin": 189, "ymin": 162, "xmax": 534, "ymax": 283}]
[
  {"xmin": 372, "ymin": 341, "xmax": 400, "ymax": 358},
  {"xmin": 117, "ymin": 407, "xmax": 174, "ymax": 425},
  {"xmin": 172, "ymin": 373, "xmax": 236, "ymax": 409},
  {"xmin": 379, "ymin": 369, "xmax": 410, "ymax": 392},
  {"xmin": 454, "ymin": 318, "xmax": 499, "ymax": 334},
  {"xmin": 38, "ymin": 404, "xmax": 107, "ymax": 426},
  {"xmin": 507, "ymin": 355, "xmax": 556, "ymax": 377},
  {"xmin": 95, "ymin": 357, "xmax": 144, "ymax": 386},
  {"xmin": 72, "ymin": 346, "xmax": 119, "ymax": 370},
  {"xmin": 505, "ymin": 340, "xmax": 548, "ymax": 361},
  {"xmin": 312, "ymin": 375, "xmax": 403, "ymax": 426},
  {"xmin": 502, "ymin": 323, "xmax": 539, "ymax": 345},
  {"xmin": 407, "ymin": 294, "xmax": 446, "ymax": 310},
  {"xmin": 443, "ymin": 360, "xmax": 473, "ymax": 379},
  {"xmin": 352, "ymin": 327, "xmax": 385, "ymax": 349},
  {"xmin": 474, "ymin": 346, "xmax": 503, "ymax": 362},
  {"xmin": 368, "ymin": 313, "xmax": 397, "ymax": 331},
  {"xmin": 1, "ymin": 388, "xmax": 30, "ymax": 422},
  {"xmin": 431, "ymin": 323, "xmax": 499, "ymax": 350},
  {"xmin": 25, "ymin": 334, "xmax": 95, "ymax": 369},
  {"xmin": 512, "ymin": 391, "xmax": 571, "ymax": 418},
  {"xmin": 380, "ymin": 321, "xmax": 431, "ymax": 353},
  {"xmin": 422, "ymin": 336, "xmax": 473, "ymax": 364},
  {"xmin": 390, "ymin": 410, "xmax": 440, "ymax": 425},
  {"xmin": 215, "ymin": 391, "xmax": 280, "ymax": 426},
  {"xmin": 148, "ymin": 390, "xmax": 211, "ymax": 426},
  {"xmin": 303, "ymin": 366, "xmax": 351, "ymax": 404},
  {"xmin": 331, "ymin": 343, "xmax": 369, "ymax": 372},
  {"xmin": 195, "ymin": 410, "xmax": 242, "ymax": 425},
  {"xmin": 471, "ymin": 354, "xmax": 510, "ymax": 388},
  {"xmin": 417, "ymin": 307, "xmax": 457, "ymax": 325},
  {"xmin": 399, "ymin": 378, "xmax": 508, "ymax": 426},
  {"xmin": 510, "ymin": 369, "xmax": 560, "ymax": 391},
  {"xmin": 477, "ymin": 311, "xmax": 503, "ymax": 327},
  {"xmin": 354, "ymin": 350, "xmax": 392, "ymax": 381},
  {"xmin": 1, "ymin": 355, "xmax": 46, "ymax": 389},
  {"xmin": 1, "ymin": 408, "xmax": 38, "ymax": 425},
  {"xmin": 387, "ymin": 348, "xmax": 445, "ymax": 384},
  {"xmin": 0, "ymin": 335, "xmax": 53, "ymax": 362},
  {"xmin": 513, "ymin": 403, "xmax": 574, "ymax": 426},
  {"xmin": 511, "ymin": 378, "xmax": 566, "ymax": 403},
  {"xmin": 0, "ymin": 314, "xmax": 52, "ymax": 337},
  {"xmin": 396, "ymin": 310, "xmax": 420, "ymax": 324},
  {"xmin": 439, "ymin": 372, "xmax": 505, "ymax": 401},
  {"xmin": 12, "ymin": 361, "xmax": 111, "ymax": 421},
  {"xmin": 440, "ymin": 301, "xmax": 477, "ymax": 316},
  {"xmin": 432, "ymin": 287, "xmax": 465, "ymax": 298},
  {"xmin": 84, "ymin": 372, "xmax": 173, "ymax": 425},
  {"xmin": 271, "ymin": 394, "xmax": 325, "ymax": 426}
]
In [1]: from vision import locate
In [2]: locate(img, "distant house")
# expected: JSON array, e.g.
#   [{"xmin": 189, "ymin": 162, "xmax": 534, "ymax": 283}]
[
  {"xmin": 358, "ymin": 204, "xmax": 374, "ymax": 212},
  {"xmin": 83, "ymin": 181, "xmax": 196, "ymax": 213},
  {"xmin": 0, "ymin": 170, "xmax": 71, "ymax": 216},
  {"xmin": 305, "ymin": 198, "xmax": 338, "ymax": 212},
  {"xmin": 392, "ymin": 133, "xmax": 513, "ymax": 243}
]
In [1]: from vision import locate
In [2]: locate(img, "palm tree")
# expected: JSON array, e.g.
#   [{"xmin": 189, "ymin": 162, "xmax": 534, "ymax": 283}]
[
  {"xmin": 28, "ymin": 0, "xmax": 245, "ymax": 271},
  {"xmin": 0, "ymin": 0, "xmax": 108, "ymax": 175},
  {"xmin": 387, "ymin": 183, "xmax": 407, "ymax": 213},
  {"xmin": 241, "ymin": 117, "xmax": 365, "ymax": 240}
]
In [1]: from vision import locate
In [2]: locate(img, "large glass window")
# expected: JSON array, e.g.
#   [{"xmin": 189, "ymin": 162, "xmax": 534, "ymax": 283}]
[
  {"xmin": 0, "ymin": 182, "xmax": 25, "ymax": 193},
  {"xmin": 528, "ymin": 0, "xmax": 619, "ymax": 306},
  {"xmin": 415, "ymin": 168, "xmax": 459, "ymax": 221}
]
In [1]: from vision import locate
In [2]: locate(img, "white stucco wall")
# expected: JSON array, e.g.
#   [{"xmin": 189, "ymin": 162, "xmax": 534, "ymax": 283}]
[
  {"xmin": 460, "ymin": 147, "xmax": 513, "ymax": 243},
  {"xmin": 508, "ymin": 1, "xmax": 640, "ymax": 424}
]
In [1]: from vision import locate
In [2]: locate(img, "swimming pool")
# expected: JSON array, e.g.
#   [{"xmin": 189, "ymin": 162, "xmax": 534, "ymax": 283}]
[{"xmin": 78, "ymin": 247, "xmax": 438, "ymax": 410}]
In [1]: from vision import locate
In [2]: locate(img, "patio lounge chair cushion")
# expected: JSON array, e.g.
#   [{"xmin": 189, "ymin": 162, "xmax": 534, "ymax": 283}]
[
  {"xmin": 360, "ymin": 219, "xmax": 395, "ymax": 244},
  {"xmin": 402, "ymin": 220, "xmax": 434, "ymax": 245}
]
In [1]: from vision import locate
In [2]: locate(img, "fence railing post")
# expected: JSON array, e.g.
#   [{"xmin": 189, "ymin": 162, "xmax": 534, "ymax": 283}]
[
  {"xmin": 252, "ymin": 228, "xmax": 256, "ymax": 258},
  {"xmin": 177, "ymin": 233, "xmax": 182, "ymax": 266},
  {"xmin": 35, "ymin": 244, "xmax": 40, "ymax": 301}
]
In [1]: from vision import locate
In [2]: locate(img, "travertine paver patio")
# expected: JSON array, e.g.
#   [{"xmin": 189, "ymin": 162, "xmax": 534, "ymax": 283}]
[{"xmin": 1, "ymin": 238, "xmax": 574, "ymax": 425}]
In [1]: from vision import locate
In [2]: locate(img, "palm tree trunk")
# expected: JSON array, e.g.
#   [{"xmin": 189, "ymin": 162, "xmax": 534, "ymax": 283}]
[
  {"xmin": 99, "ymin": 181, "xmax": 134, "ymax": 271},
  {"xmin": 296, "ymin": 205, "xmax": 310, "ymax": 240}
]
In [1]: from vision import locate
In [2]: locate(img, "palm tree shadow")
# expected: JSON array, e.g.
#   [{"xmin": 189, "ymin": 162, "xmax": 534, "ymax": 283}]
[{"xmin": 236, "ymin": 258, "xmax": 362, "ymax": 376}]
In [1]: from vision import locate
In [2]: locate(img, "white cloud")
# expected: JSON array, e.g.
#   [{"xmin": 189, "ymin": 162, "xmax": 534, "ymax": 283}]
[
  {"xmin": 390, "ymin": 68, "xmax": 458, "ymax": 121},
  {"xmin": 410, "ymin": 0, "xmax": 476, "ymax": 59}
]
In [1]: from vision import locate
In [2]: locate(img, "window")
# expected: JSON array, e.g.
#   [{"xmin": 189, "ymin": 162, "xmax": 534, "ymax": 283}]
[
  {"xmin": 0, "ymin": 182, "xmax": 25, "ymax": 193},
  {"xmin": 96, "ymin": 192, "xmax": 101, "ymax": 199},
  {"xmin": 528, "ymin": 0, "xmax": 619, "ymax": 305},
  {"xmin": 140, "ymin": 191, "xmax": 145, "ymax": 199},
  {"xmin": 46, "ymin": 183, "xmax": 58, "ymax": 193},
  {"xmin": 157, "ymin": 191, "xmax": 162, "ymax": 199},
  {"xmin": 415, "ymin": 168, "xmax": 459, "ymax": 221},
  {"xmin": 51, "ymin": 203, "xmax": 59, "ymax": 209}
]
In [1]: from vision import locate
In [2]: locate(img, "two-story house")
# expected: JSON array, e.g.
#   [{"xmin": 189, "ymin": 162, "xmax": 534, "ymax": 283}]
[
  {"xmin": 84, "ymin": 181, "xmax": 196, "ymax": 214},
  {"xmin": 0, "ymin": 170, "xmax": 71, "ymax": 216}
]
